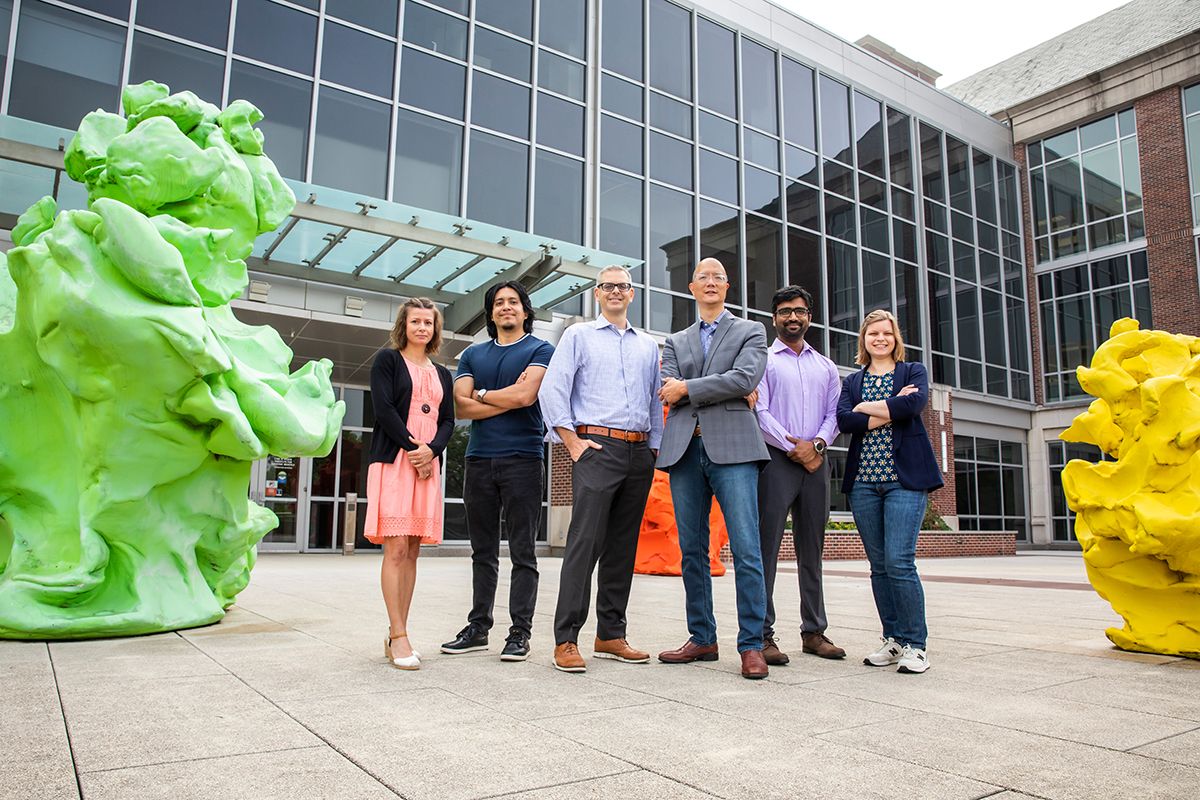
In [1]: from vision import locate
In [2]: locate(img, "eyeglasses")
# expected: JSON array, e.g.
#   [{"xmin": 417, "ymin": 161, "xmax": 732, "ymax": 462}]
[
  {"xmin": 775, "ymin": 308, "xmax": 810, "ymax": 319},
  {"xmin": 693, "ymin": 273, "xmax": 729, "ymax": 285},
  {"xmin": 597, "ymin": 282, "xmax": 633, "ymax": 293}
]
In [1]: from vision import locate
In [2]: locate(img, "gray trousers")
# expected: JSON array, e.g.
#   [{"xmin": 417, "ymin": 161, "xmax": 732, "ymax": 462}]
[
  {"xmin": 553, "ymin": 434, "xmax": 656, "ymax": 645},
  {"xmin": 758, "ymin": 446, "xmax": 831, "ymax": 637}
]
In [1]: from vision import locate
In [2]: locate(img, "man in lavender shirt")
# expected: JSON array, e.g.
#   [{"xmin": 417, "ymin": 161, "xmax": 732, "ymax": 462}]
[
  {"xmin": 755, "ymin": 285, "xmax": 846, "ymax": 663},
  {"xmin": 539, "ymin": 266, "xmax": 663, "ymax": 673}
]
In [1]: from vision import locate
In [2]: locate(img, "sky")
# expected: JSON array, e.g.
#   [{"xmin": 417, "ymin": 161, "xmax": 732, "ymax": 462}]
[{"xmin": 776, "ymin": 0, "xmax": 1134, "ymax": 87}]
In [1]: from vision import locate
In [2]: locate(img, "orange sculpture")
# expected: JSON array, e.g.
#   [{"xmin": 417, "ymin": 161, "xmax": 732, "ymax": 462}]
[{"xmin": 634, "ymin": 470, "xmax": 729, "ymax": 576}]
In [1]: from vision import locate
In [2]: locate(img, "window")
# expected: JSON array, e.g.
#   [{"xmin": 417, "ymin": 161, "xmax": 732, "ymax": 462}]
[
  {"xmin": 393, "ymin": 110, "xmax": 463, "ymax": 216},
  {"xmin": 956, "ymin": 437, "xmax": 1026, "ymax": 540},
  {"xmin": 9, "ymin": 1, "xmax": 125, "ymax": 128},
  {"xmin": 1038, "ymin": 251, "xmax": 1150, "ymax": 402},
  {"xmin": 1184, "ymin": 84, "xmax": 1200, "ymax": 224},
  {"xmin": 1027, "ymin": 109, "xmax": 1142, "ymax": 263},
  {"xmin": 1047, "ymin": 441, "xmax": 1112, "ymax": 542}
]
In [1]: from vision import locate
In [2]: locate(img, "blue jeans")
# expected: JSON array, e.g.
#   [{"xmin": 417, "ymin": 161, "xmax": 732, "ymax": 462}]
[
  {"xmin": 849, "ymin": 481, "xmax": 928, "ymax": 649},
  {"xmin": 669, "ymin": 436, "xmax": 766, "ymax": 653}
]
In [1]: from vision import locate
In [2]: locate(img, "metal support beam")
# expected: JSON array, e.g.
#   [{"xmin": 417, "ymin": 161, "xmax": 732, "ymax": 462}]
[
  {"xmin": 391, "ymin": 245, "xmax": 445, "ymax": 282},
  {"xmin": 351, "ymin": 236, "xmax": 399, "ymax": 276},
  {"xmin": 245, "ymin": 257, "xmax": 458, "ymax": 305},
  {"xmin": 263, "ymin": 194, "xmax": 315, "ymax": 263},
  {"xmin": 443, "ymin": 250, "xmax": 550, "ymax": 334},
  {"xmin": 305, "ymin": 201, "xmax": 374, "ymax": 270},
  {"xmin": 288, "ymin": 201, "xmax": 599, "ymax": 281}
]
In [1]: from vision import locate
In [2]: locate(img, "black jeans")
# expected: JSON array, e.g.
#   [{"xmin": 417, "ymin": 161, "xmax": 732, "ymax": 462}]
[{"xmin": 463, "ymin": 456, "xmax": 544, "ymax": 635}]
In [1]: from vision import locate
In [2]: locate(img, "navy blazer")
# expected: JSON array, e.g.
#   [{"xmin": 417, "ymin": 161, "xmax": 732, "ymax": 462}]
[
  {"xmin": 367, "ymin": 348, "xmax": 455, "ymax": 467},
  {"xmin": 836, "ymin": 360, "xmax": 943, "ymax": 494}
]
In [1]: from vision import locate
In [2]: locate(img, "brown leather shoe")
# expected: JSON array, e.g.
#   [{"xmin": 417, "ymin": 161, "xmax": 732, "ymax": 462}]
[
  {"xmin": 762, "ymin": 635, "xmax": 790, "ymax": 665},
  {"xmin": 741, "ymin": 649, "xmax": 769, "ymax": 679},
  {"xmin": 802, "ymin": 632, "xmax": 847, "ymax": 659},
  {"xmin": 658, "ymin": 640, "xmax": 719, "ymax": 663},
  {"xmin": 594, "ymin": 637, "xmax": 650, "ymax": 663},
  {"xmin": 554, "ymin": 642, "xmax": 586, "ymax": 672}
]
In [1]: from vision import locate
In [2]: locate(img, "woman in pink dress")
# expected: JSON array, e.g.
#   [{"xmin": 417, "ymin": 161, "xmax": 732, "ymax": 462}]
[{"xmin": 364, "ymin": 298, "xmax": 454, "ymax": 670}]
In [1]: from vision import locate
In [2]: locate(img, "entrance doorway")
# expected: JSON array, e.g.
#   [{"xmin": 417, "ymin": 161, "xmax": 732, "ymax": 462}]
[{"xmin": 251, "ymin": 456, "xmax": 312, "ymax": 551}]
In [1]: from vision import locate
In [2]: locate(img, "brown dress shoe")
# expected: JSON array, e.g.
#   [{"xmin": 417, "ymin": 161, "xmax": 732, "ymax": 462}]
[
  {"xmin": 554, "ymin": 642, "xmax": 586, "ymax": 672},
  {"xmin": 762, "ymin": 635, "xmax": 790, "ymax": 665},
  {"xmin": 802, "ymin": 632, "xmax": 847, "ymax": 659},
  {"xmin": 658, "ymin": 640, "xmax": 719, "ymax": 663},
  {"xmin": 594, "ymin": 637, "xmax": 650, "ymax": 663},
  {"xmin": 741, "ymin": 649, "xmax": 769, "ymax": 679}
]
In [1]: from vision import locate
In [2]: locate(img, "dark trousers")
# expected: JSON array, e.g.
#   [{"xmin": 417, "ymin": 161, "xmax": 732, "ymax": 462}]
[
  {"xmin": 758, "ymin": 447, "xmax": 831, "ymax": 638},
  {"xmin": 553, "ymin": 435, "xmax": 656, "ymax": 645},
  {"xmin": 463, "ymin": 456, "xmax": 544, "ymax": 635}
]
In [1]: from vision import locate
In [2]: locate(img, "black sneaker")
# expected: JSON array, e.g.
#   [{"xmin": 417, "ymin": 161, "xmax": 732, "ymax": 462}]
[
  {"xmin": 441, "ymin": 624, "xmax": 488, "ymax": 654},
  {"xmin": 500, "ymin": 628, "xmax": 530, "ymax": 662}
]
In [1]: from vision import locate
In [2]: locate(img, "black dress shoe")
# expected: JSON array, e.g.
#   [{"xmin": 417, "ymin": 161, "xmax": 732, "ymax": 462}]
[
  {"xmin": 658, "ymin": 640, "xmax": 719, "ymax": 663},
  {"xmin": 500, "ymin": 628, "xmax": 530, "ymax": 661},
  {"xmin": 441, "ymin": 623, "xmax": 488, "ymax": 653}
]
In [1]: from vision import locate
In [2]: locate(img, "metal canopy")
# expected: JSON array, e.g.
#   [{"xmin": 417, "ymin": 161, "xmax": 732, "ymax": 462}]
[{"xmin": 0, "ymin": 135, "xmax": 642, "ymax": 337}]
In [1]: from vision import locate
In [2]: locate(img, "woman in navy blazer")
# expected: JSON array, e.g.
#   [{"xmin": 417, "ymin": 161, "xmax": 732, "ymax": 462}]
[{"xmin": 836, "ymin": 310, "xmax": 942, "ymax": 674}]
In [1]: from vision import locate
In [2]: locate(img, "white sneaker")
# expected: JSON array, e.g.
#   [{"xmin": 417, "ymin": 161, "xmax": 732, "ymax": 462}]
[
  {"xmin": 863, "ymin": 637, "xmax": 903, "ymax": 667},
  {"xmin": 896, "ymin": 645, "xmax": 929, "ymax": 674}
]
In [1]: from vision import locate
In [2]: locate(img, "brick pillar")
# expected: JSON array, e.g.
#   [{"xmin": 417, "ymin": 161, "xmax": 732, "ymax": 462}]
[
  {"xmin": 922, "ymin": 384, "xmax": 956, "ymax": 521},
  {"xmin": 548, "ymin": 442, "xmax": 573, "ymax": 547},
  {"xmin": 1136, "ymin": 88, "xmax": 1200, "ymax": 334}
]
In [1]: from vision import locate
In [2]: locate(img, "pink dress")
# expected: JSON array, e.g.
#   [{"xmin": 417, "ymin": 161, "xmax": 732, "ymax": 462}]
[{"xmin": 363, "ymin": 358, "xmax": 444, "ymax": 545}]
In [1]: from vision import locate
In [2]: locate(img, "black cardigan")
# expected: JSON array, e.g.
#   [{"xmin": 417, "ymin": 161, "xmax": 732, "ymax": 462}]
[{"xmin": 367, "ymin": 348, "xmax": 455, "ymax": 467}]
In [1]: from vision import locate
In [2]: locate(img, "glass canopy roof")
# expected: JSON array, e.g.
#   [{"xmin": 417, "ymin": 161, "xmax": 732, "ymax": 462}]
[
  {"xmin": 0, "ymin": 131, "xmax": 642, "ymax": 335},
  {"xmin": 251, "ymin": 178, "xmax": 642, "ymax": 332}
]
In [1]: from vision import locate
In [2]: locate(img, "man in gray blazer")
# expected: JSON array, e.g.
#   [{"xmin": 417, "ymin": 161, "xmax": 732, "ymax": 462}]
[{"xmin": 655, "ymin": 258, "xmax": 771, "ymax": 679}]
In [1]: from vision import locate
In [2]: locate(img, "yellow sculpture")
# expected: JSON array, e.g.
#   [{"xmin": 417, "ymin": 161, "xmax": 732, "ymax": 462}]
[{"xmin": 1060, "ymin": 318, "xmax": 1200, "ymax": 659}]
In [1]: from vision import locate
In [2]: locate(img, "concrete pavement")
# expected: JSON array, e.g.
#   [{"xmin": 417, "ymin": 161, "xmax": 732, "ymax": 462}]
[{"xmin": 4, "ymin": 551, "xmax": 1198, "ymax": 799}]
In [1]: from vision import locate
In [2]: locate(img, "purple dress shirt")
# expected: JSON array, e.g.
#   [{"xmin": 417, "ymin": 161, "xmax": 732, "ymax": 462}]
[{"xmin": 755, "ymin": 338, "xmax": 840, "ymax": 453}]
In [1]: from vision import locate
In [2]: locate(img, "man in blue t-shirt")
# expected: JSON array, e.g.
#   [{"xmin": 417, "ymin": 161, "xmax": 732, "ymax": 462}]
[{"xmin": 440, "ymin": 281, "xmax": 555, "ymax": 662}]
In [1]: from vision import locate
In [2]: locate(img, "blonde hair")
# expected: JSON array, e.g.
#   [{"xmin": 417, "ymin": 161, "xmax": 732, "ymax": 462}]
[
  {"xmin": 389, "ymin": 297, "xmax": 443, "ymax": 355},
  {"xmin": 856, "ymin": 309, "xmax": 905, "ymax": 365}
]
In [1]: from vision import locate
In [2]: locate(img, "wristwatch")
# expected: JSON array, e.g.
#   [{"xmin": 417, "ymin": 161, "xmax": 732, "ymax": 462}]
[
  {"xmin": 477, "ymin": 388, "xmax": 488, "ymax": 403},
  {"xmin": 813, "ymin": 438, "xmax": 826, "ymax": 455}
]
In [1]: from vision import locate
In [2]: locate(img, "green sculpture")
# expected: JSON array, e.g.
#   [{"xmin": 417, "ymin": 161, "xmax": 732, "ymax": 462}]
[{"xmin": 0, "ymin": 82, "xmax": 345, "ymax": 639}]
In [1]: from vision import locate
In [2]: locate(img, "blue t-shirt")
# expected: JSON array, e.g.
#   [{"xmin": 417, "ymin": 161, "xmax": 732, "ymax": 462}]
[{"xmin": 456, "ymin": 334, "xmax": 555, "ymax": 459}]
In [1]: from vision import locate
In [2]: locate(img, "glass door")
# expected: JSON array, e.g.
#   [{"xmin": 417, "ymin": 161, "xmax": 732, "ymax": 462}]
[{"xmin": 252, "ymin": 456, "xmax": 311, "ymax": 551}]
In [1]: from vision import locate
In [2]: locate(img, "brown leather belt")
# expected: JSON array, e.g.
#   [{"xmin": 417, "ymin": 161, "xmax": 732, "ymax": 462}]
[
  {"xmin": 693, "ymin": 425, "xmax": 702, "ymax": 437},
  {"xmin": 577, "ymin": 425, "xmax": 648, "ymax": 442}
]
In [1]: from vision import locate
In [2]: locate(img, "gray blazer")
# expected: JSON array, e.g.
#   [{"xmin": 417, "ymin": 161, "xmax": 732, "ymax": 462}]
[{"xmin": 656, "ymin": 313, "xmax": 770, "ymax": 469}]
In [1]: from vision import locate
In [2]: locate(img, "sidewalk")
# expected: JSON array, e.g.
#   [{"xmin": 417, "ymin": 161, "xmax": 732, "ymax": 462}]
[{"xmin": 4, "ymin": 552, "xmax": 1198, "ymax": 800}]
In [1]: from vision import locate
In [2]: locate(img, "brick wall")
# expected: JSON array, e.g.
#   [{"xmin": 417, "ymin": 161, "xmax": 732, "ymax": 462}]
[
  {"xmin": 550, "ymin": 442, "xmax": 572, "ymax": 505},
  {"xmin": 720, "ymin": 529, "xmax": 1016, "ymax": 562},
  {"xmin": 921, "ymin": 390, "xmax": 956, "ymax": 519},
  {"xmin": 1137, "ymin": 88, "xmax": 1200, "ymax": 334}
]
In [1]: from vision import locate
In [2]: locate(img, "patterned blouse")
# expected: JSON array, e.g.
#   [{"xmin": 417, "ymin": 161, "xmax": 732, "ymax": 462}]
[{"xmin": 856, "ymin": 371, "xmax": 898, "ymax": 483}]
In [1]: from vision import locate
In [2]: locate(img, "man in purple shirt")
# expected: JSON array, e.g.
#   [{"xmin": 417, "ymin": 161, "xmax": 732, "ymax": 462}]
[{"xmin": 755, "ymin": 286, "xmax": 846, "ymax": 663}]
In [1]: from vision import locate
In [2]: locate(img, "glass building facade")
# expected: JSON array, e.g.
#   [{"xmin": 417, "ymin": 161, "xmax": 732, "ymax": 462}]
[
  {"xmin": 0, "ymin": 0, "xmax": 1029, "ymax": 372},
  {"xmin": 0, "ymin": 0, "xmax": 1039, "ymax": 546}
]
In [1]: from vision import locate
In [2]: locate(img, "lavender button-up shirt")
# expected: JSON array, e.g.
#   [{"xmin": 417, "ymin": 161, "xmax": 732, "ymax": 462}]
[
  {"xmin": 756, "ymin": 338, "xmax": 840, "ymax": 453},
  {"xmin": 539, "ymin": 314, "xmax": 664, "ymax": 450}
]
